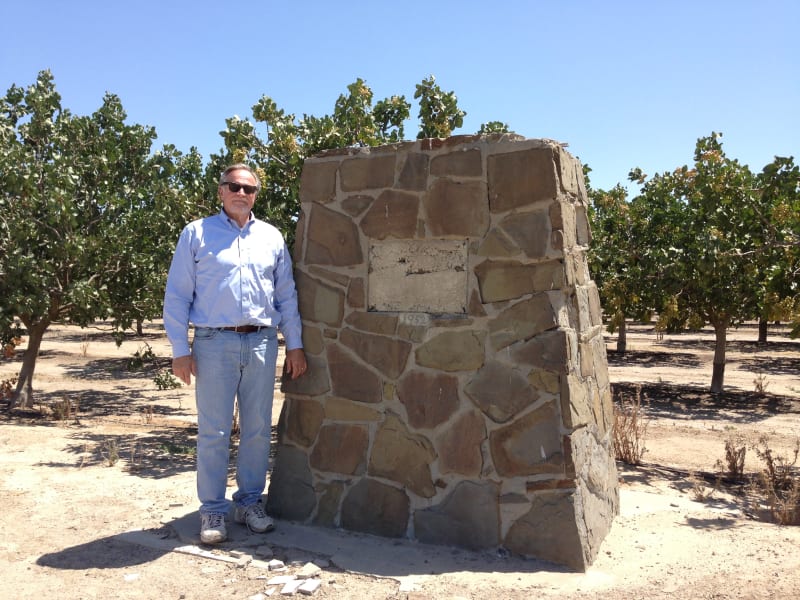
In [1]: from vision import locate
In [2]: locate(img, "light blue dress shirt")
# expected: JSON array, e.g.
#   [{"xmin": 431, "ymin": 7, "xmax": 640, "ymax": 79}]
[{"xmin": 163, "ymin": 209, "xmax": 303, "ymax": 358}]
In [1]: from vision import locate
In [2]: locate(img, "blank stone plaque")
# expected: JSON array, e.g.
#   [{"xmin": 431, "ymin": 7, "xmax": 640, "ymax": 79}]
[{"xmin": 368, "ymin": 239, "xmax": 468, "ymax": 314}]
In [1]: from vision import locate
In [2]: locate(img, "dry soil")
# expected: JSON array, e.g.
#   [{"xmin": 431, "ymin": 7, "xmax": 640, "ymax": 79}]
[{"xmin": 1, "ymin": 321, "xmax": 798, "ymax": 599}]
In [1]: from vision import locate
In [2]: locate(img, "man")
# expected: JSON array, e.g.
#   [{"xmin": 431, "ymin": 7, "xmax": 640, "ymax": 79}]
[{"xmin": 163, "ymin": 163, "xmax": 306, "ymax": 544}]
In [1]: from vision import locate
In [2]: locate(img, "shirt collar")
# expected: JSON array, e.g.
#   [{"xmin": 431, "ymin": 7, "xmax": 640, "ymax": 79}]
[{"xmin": 217, "ymin": 207, "xmax": 255, "ymax": 229}]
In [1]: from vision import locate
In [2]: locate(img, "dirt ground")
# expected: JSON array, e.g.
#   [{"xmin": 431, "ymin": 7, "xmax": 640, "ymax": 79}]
[{"xmin": 1, "ymin": 321, "xmax": 798, "ymax": 599}]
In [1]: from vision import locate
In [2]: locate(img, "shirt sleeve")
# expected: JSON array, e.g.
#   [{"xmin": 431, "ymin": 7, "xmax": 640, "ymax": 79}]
[
  {"xmin": 272, "ymin": 240, "xmax": 303, "ymax": 350},
  {"xmin": 162, "ymin": 226, "xmax": 196, "ymax": 358}
]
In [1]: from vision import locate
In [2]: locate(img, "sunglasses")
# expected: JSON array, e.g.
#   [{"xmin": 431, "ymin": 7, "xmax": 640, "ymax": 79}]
[{"xmin": 221, "ymin": 181, "xmax": 258, "ymax": 194}]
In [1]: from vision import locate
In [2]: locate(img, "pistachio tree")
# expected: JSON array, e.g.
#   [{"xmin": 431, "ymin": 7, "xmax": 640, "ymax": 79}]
[
  {"xmin": 752, "ymin": 156, "xmax": 800, "ymax": 340},
  {"xmin": 0, "ymin": 71, "xmax": 188, "ymax": 408},
  {"xmin": 103, "ymin": 144, "xmax": 209, "ymax": 337},
  {"xmin": 587, "ymin": 182, "xmax": 650, "ymax": 352},
  {"xmin": 633, "ymin": 133, "xmax": 761, "ymax": 392},
  {"xmin": 414, "ymin": 75, "xmax": 466, "ymax": 139}
]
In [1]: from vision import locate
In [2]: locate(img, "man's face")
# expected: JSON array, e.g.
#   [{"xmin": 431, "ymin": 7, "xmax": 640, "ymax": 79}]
[{"xmin": 219, "ymin": 169, "xmax": 258, "ymax": 225}]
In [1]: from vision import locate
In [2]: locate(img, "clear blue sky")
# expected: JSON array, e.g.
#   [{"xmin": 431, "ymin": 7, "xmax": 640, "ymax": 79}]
[{"xmin": 2, "ymin": 0, "xmax": 797, "ymax": 193}]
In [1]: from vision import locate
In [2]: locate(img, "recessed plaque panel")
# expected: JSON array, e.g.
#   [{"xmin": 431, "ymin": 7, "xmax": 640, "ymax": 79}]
[{"xmin": 368, "ymin": 239, "xmax": 467, "ymax": 313}]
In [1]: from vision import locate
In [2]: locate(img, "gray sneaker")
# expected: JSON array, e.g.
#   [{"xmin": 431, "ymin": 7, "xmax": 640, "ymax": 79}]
[
  {"xmin": 200, "ymin": 512, "xmax": 227, "ymax": 544},
  {"xmin": 233, "ymin": 501, "xmax": 274, "ymax": 533}
]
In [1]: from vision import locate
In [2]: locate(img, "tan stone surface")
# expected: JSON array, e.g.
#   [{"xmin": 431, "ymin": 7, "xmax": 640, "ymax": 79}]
[
  {"xmin": 298, "ymin": 159, "xmax": 338, "ymax": 204},
  {"xmin": 397, "ymin": 370, "xmax": 461, "ymax": 429},
  {"xmin": 425, "ymin": 179, "xmax": 490, "ymax": 237},
  {"xmin": 489, "ymin": 401, "xmax": 565, "ymax": 477},
  {"xmin": 339, "ymin": 328, "xmax": 411, "ymax": 379},
  {"xmin": 488, "ymin": 146, "xmax": 558, "ymax": 212},
  {"xmin": 295, "ymin": 270, "xmax": 345, "ymax": 326},
  {"xmin": 464, "ymin": 360, "xmax": 538, "ymax": 423},
  {"xmin": 340, "ymin": 154, "xmax": 395, "ymax": 191},
  {"xmin": 415, "ymin": 330, "xmax": 486, "ymax": 372},
  {"xmin": 274, "ymin": 136, "xmax": 616, "ymax": 570},
  {"xmin": 326, "ymin": 343, "xmax": 382, "ymax": 403},
  {"xmin": 309, "ymin": 423, "xmax": 369, "ymax": 475},
  {"xmin": 434, "ymin": 409, "xmax": 486, "ymax": 475},
  {"xmin": 305, "ymin": 204, "xmax": 363, "ymax": 266},
  {"xmin": 368, "ymin": 415, "xmax": 436, "ymax": 498},
  {"xmin": 359, "ymin": 189, "xmax": 420, "ymax": 239},
  {"xmin": 430, "ymin": 148, "xmax": 482, "ymax": 177}
]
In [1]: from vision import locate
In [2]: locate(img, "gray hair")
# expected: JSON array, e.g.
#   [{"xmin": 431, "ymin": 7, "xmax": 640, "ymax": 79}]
[{"xmin": 219, "ymin": 163, "xmax": 262, "ymax": 192}]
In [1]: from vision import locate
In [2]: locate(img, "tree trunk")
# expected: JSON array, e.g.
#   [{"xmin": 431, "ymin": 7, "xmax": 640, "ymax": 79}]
[
  {"xmin": 758, "ymin": 318, "xmax": 768, "ymax": 344},
  {"xmin": 136, "ymin": 318, "xmax": 144, "ymax": 336},
  {"xmin": 710, "ymin": 321, "xmax": 728, "ymax": 394},
  {"xmin": 12, "ymin": 320, "xmax": 49, "ymax": 410},
  {"xmin": 616, "ymin": 317, "xmax": 627, "ymax": 353}
]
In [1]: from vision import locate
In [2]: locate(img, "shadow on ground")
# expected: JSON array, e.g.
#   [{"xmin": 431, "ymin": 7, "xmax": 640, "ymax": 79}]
[
  {"xmin": 607, "ymin": 349, "xmax": 702, "ymax": 369},
  {"xmin": 612, "ymin": 381, "xmax": 800, "ymax": 424},
  {"xmin": 617, "ymin": 462, "xmax": 761, "ymax": 528},
  {"xmin": 36, "ymin": 527, "xmax": 175, "ymax": 570},
  {"xmin": 36, "ymin": 509, "xmax": 573, "ymax": 577},
  {"xmin": 31, "ymin": 427, "xmax": 199, "ymax": 478}
]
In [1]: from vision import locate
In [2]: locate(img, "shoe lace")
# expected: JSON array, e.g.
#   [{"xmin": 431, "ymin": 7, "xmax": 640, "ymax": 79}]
[
  {"xmin": 205, "ymin": 513, "xmax": 224, "ymax": 529},
  {"xmin": 241, "ymin": 502, "xmax": 268, "ymax": 533},
  {"xmin": 248, "ymin": 502, "xmax": 267, "ymax": 520}
]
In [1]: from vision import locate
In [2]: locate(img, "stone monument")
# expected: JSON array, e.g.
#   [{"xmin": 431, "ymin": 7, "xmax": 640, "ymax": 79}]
[{"xmin": 267, "ymin": 134, "xmax": 618, "ymax": 571}]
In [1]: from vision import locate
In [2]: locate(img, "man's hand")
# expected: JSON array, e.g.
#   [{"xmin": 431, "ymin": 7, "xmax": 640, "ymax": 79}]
[
  {"xmin": 284, "ymin": 348, "xmax": 308, "ymax": 380},
  {"xmin": 172, "ymin": 355, "xmax": 196, "ymax": 385}
]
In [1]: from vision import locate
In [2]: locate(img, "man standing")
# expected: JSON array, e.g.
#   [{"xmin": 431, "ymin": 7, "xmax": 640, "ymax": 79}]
[{"xmin": 163, "ymin": 163, "xmax": 306, "ymax": 544}]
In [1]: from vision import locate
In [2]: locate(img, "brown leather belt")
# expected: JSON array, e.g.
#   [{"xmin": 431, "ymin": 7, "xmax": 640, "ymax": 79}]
[{"xmin": 221, "ymin": 325, "xmax": 266, "ymax": 333}]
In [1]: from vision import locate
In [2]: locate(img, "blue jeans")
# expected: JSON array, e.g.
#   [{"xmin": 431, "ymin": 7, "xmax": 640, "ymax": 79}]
[{"xmin": 192, "ymin": 327, "xmax": 278, "ymax": 515}]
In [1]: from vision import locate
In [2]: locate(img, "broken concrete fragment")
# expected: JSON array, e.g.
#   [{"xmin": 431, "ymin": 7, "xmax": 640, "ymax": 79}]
[
  {"xmin": 296, "ymin": 562, "xmax": 322, "ymax": 578},
  {"xmin": 299, "ymin": 579, "xmax": 322, "ymax": 595},
  {"xmin": 281, "ymin": 578, "xmax": 304, "ymax": 594},
  {"xmin": 267, "ymin": 558, "xmax": 286, "ymax": 571}
]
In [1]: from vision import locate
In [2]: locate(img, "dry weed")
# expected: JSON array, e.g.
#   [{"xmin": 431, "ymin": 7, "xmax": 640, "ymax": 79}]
[
  {"xmin": 690, "ymin": 472, "xmax": 720, "ymax": 502},
  {"xmin": 51, "ymin": 397, "xmax": 77, "ymax": 422},
  {"xmin": 2, "ymin": 335, "xmax": 23, "ymax": 359},
  {"xmin": 717, "ymin": 436, "xmax": 747, "ymax": 482},
  {"xmin": 140, "ymin": 405, "xmax": 155, "ymax": 425},
  {"xmin": 613, "ymin": 384, "xmax": 648, "ymax": 465},
  {"xmin": 751, "ymin": 436, "xmax": 800, "ymax": 525},
  {"xmin": 101, "ymin": 438, "xmax": 120, "ymax": 467},
  {"xmin": 753, "ymin": 372, "xmax": 769, "ymax": 394},
  {"xmin": 127, "ymin": 441, "xmax": 143, "ymax": 472},
  {"xmin": 1, "ymin": 376, "xmax": 17, "ymax": 401}
]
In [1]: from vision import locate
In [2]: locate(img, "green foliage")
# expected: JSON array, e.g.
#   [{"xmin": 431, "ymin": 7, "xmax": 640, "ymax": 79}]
[
  {"xmin": 153, "ymin": 369, "xmax": 182, "ymax": 390},
  {"xmin": 208, "ymin": 76, "xmax": 463, "ymax": 244},
  {"xmin": 589, "ymin": 133, "xmax": 799, "ymax": 389},
  {"xmin": 0, "ymin": 70, "xmax": 198, "ymax": 407},
  {"xmin": 588, "ymin": 183, "xmax": 648, "ymax": 335},
  {"xmin": 414, "ymin": 75, "xmax": 466, "ymax": 139},
  {"xmin": 630, "ymin": 134, "xmax": 764, "ymax": 391},
  {"xmin": 127, "ymin": 343, "xmax": 157, "ymax": 371},
  {"xmin": 634, "ymin": 133, "xmax": 761, "ymax": 330},
  {"xmin": 373, "ymin": 95, "xmax": 411, "ymax": 142},
  {"xmin": 478, "ymin": 121, "xmax": 510, "ymax": 134},
  {"xmin": 753, "ymin": 156, "xmax": 800, "ymax": 335},
  {"xmin": 591, "ymin": 132, "xmax": 799, "ymax": 391}
]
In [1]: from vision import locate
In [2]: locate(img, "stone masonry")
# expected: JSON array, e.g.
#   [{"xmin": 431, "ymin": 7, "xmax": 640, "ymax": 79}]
[{"xmin": 267, "ymin": 134, "xmax": 619, "ymax": 571}]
